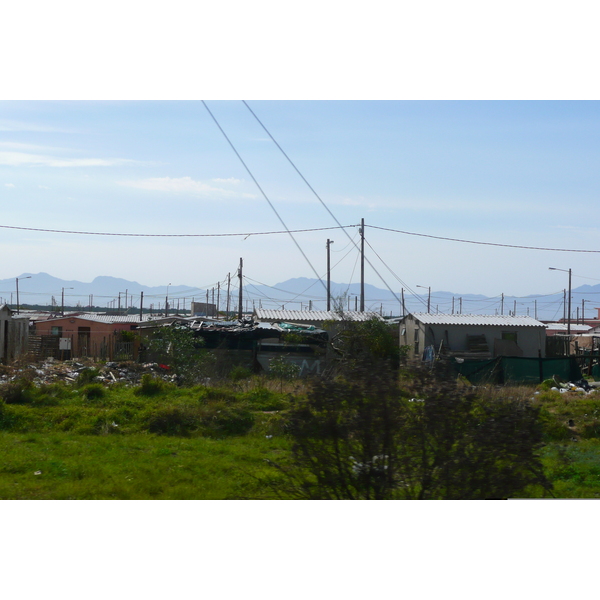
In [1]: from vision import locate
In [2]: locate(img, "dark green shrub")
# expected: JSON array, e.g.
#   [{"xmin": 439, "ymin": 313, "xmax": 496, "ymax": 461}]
[
  {"xmin": 81, "ymin": 383, "xmax": 106, "ymax": 401},
  {"xmin": 0, "ymin": 379, "xmax": 35, "ymax": 404},
  {"xmin": 198, "ymin": 403, "xmax": 255, "ymax": 437},
  {"xmin": 76, "ymin": 368, "xmax": 101, "ymax": 387},
  {"xmin": 198, "ymin": 387, "xmax": 237, "ymax": 403},
  {"xmin": 269, "ymin": 361, "xmax": 550, "ymax": 499},
  {"xmin": 146, "ymin": 406, "xmax": 201, "ymax": 436},
  {"xmin": 228, "ymin": 366, "xmax": 253, "ymax": 382},
  {"xmin": 135, "ymin": 374, "xmax": 168, "ymax": 397}
]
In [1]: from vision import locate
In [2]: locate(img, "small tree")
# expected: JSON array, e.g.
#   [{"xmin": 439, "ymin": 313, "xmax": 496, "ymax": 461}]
[
  {"xmin": 269, "ymin": 361, "xmax": 551, "ymax": 499},
  {"xmin": 147, "ymin": 325, "xmax": 214, "ymax": 386}
]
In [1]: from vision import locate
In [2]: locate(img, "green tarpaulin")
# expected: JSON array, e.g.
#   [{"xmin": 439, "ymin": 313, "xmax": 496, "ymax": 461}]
[{"xmin": 453, "ymin": 356, "xmax": 583, "ymax": 385}]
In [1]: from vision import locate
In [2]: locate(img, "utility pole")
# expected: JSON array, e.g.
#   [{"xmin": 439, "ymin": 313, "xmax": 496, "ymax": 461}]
[
  {"xmin": 118, "ymin": 292, "xmax": 121, "ymax": 315},
  {"xmin": 513, "ymin": 300, "xmax": 517, "ymax": 315},
  {"xmin": 139, "ymin": 291, "xmax": 144, "ymax": 322},
  {"xmin": 61, "ymin": 286, "xmax": 73, "ymax": 317},
  {"xmin": 401, "ymin": 288, "xmax": 405, "ymax": 317},
  {"xmin": 217, "ymin": 282, "xmax": 220, "ymax": 317},
  {"xmin": 459, "ymin": 297, "xmax": 462, "ymax": 314},
  {"xmin": 534, "ymin": 299, "xmax": 537, "ymax": 320},
  {"xmin": 226, "ymin": 273, "xmax": 231, "ymax": 319},
  {"xmin": 452, "ymin": 297, "xmax": 455, "ymax": 314},
  {"xmin": 125, "ymin": 289, "xmax": 128, "ymax": 315},
  {"xmin": 238, "ymin": 257, "xmax": 243, "ymax": 320},
  {"xmin": 360, "ymin": 218, "xmax": 365, "ymax": 312},
  {"xmin": 501, "ymin": 293, "xmax": 504, "ymax": 315},
  {"xmin": 16, "ymin": 276, "xmax": 32, "ymax": 315},
  {"xmin": 326, "ymin": 239, "xmax": 334, "ymax": 312}
]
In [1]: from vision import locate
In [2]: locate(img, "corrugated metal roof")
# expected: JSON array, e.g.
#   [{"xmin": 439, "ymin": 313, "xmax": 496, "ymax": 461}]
[
  {"xmin": 35, "ymin": 312, "xmax": 164, "ymax": 324},
  {"xmin": 254, "ymin": 309, "xmax": 383, "ymax": 322},
  {"xmin": 406, "ymin": 313, "xmax": 545, "ymax": 327},
  {"xmin": 545, "ymin": 323, "xmax": 592, "ymax": 332}
]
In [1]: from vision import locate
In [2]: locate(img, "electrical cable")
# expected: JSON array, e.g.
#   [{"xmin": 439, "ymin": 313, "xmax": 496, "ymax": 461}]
[
  {"xmin": 367, "ymin": 225, "xmax": 600, "ymax": 254},
  {"xmin": 201, "ymin": 101, "xmax": 327, "ymax": 294},
  {"xmin": 0, "ymin": 223, "xmax": 350, "ymax": 238},
  {"xmin": 242, "ymin": 101, "xmax": 403, "ymax": 305}
]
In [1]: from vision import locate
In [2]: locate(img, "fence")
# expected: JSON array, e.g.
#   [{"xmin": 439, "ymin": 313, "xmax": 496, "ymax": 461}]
[{"xmin": 29, "ymin": 334, "xmax": 137, "ymax": 362}]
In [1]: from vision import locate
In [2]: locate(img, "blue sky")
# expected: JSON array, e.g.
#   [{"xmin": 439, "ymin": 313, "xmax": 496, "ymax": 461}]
[{"xmin": 1, "ymin": 100, "xmax": 599, "ymax": 301}]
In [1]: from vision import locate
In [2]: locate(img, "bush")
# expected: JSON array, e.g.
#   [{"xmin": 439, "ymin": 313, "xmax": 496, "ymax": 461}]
[
  {"xmin": 135, "ymin": 374, "xmax": 169, "ymax": 397},
  {"xmin": 229, "ymin": 366, "xmax": 253, "ymax": 382},
  {"xmin": 76, "ymin": 368, "xmax": 101, "ymax": 387},
  {"xmin": 0, "ymin": 379, "xmax": 35, "ymax": 404},
  {"xmin": 81, "ymin": 383, "xmax": 106, "ymax": 401},
  {"xmin": 146, "ymin": 406, "xmax": 201, "ymax": 436},
  {"xmin": 198, "ymin": 403, "xmax": 255, "ymax": 437},
  {"xmin": 269, "ymin": 361, "xmax": 551, "ymax": 499}
]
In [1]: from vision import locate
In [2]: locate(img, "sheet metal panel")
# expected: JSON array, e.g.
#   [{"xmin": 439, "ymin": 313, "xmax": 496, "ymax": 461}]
[{"xmin": 409, "ymin": 313, "xmax": 545, "ymax": 327}]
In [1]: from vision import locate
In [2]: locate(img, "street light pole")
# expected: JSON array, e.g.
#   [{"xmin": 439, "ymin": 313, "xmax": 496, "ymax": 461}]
[
  {"xmin": 417, "ymin": 285, "xmax": 431, "ymax": 314},
  {"xmin": 16, "ymin": 275, "xmax": 32, "ymax": 314},
  {"xmin": 326, "ymin": 239, "xmax": 334, "ymax": 312}
]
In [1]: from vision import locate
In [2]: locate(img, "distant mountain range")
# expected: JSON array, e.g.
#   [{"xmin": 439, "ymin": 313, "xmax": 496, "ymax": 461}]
[{"xmin": 2, "ymin": 272, "xmax": 599, "ymax": 321}]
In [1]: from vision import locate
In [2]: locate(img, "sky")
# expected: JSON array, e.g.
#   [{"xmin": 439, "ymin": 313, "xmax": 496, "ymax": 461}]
[{"xmin": 1, "ymin": 100, "xmax": 600, "ymax": 305}]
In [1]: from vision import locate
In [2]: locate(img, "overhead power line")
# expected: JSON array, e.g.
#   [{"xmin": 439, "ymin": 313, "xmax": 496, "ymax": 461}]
[
  {"xmin": 0, "ymin": 224, "xmax": 350, "ymax": 238},
  {"xmin": 368, "ymin": 225, "xmax": 600, "ymax": 254},
  {"xmin": 202, "ymin": 101, "xmax": 327, "ymax": 293}
]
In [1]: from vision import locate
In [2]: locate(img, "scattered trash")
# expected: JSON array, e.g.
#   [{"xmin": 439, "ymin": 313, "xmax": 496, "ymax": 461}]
[{"xmin": 34, "ymin": 471, "xmax": 42, "ymax": 475}]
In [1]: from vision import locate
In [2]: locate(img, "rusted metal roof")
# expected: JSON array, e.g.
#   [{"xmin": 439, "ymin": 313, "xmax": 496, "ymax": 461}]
[
  {"xmin": 406, "ymin": 313, "xmax": 545, "ymax": 327},
  {"xmin": 254, "ymin": 309, "xmax": 383, "ymax": 322}
]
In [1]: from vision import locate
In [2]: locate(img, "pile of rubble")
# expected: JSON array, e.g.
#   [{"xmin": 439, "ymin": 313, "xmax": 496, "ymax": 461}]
[{"xmin": 0, "ymin": 358, "xmax": 176, "ymax": 387}]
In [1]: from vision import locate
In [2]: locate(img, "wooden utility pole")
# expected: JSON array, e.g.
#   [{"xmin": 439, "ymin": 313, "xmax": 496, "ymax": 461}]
[
  {"xmin": 226, "ymin": 273, "xmax": 231, "ymax": 319},
  {"xmin": 360, "ymin": 218, "xmax": 365, "ymax": 312},
  {"xmin": 139, "ymin": 291, "xmax": 144, "ymax": 322},
  {"xmin": 501, "ymin": 293, "xmax": 504, "ymax": 315},
  {"xmin": 326, "ymin": 239, "xmax": 333, "ymax": 312},
  {"xmin": 238, "ymin": 258, "xmax": 243, "ymax": 319},
  {"xmin": 217, "ymin": 282, "xmax": 220, "ymax": 317},
  {"xmin": 401, "ymin": 288, "xmax": 405, "ymax": 317}
]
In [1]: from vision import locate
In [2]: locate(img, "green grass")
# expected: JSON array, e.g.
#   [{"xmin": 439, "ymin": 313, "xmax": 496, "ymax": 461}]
[
  {"xmin": 0, "ymin": 431, "xmax": 290, "ymax": 499},
  {"xmin": 2, "ymin": 375, "xmax": 600, "ymax": 499}
]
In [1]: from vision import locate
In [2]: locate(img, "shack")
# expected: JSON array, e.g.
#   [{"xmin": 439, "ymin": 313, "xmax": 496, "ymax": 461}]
[
  {"xmin": 0, "ymin": 304, "xmax": 29, "ymax": 363},
  {"xmin": 399, "ymin": 313, "xmax": 547, "ymax": 360}
]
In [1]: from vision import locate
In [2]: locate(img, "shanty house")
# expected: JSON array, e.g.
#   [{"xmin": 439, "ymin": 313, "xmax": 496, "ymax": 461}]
[
  {"xmin": 253, "ymin": 309, "xmax": 383, "ymax": 328},
  {"xmin": 0, "ymin": 304, "xmax": 29, "ymax": 363},
  {"xmin": 32, "ymin": 313, "xmax": 158, "ymax": 360},
  {"xmin": 399, "ymin": 313, "xmax": 547, "ymax": 360}
]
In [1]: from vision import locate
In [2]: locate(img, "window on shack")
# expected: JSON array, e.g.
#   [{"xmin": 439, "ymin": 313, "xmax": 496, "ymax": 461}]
[
  {"xmin": 51, "ymin": 326, "xmax": 62, "ymax": 336},
  {"xmin": 502, "ymin": 331, "xmax": 518, "ymax": 343}
]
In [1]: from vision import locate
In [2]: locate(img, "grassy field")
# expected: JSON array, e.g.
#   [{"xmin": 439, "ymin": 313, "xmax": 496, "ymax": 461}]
[{"xmin": 2, "ymin": 370, "xmax": 600, "ymax": 499}]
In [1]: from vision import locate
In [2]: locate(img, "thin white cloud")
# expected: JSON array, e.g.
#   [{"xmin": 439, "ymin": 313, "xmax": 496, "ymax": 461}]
[
  {"xmin": 0, "ymin": 151, "xmax": 140, "ymax": 167},
  {"xmin": 4, "ymin": 183, "xmax": 15, "ymax": 188},
  {"xmin": 0, "ymin": 141, "xmax": 74, "ymax": 153},
  {"xmin": 212, "ymin": 177, "xmax": 242, "ymax": 184},
  {"xmin": 38, "ymin": 185, "xmax": 50, "ymax": 189},
  {"xmin": 0, "ymin": 120, "xmax": 74, "ymax": 133},
  {"xmin": 118, "ymin": 176, "xmax": 256, "ymax": 198}
]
